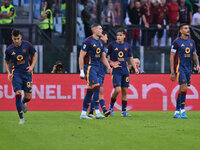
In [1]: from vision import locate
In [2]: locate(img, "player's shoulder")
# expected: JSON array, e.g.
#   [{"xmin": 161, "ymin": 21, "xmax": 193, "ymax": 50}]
[
  {"xmin": 172, "ymin": 37, "xmax": 181, "ymax": 45},
  {"xmin": 108, "ymin": 41, "xmax": 116, "ymax": 47},
  {"xmin": 22, "ymin": 40, "xmax": 33, "ymax": 46},
  {"xmin": 124, "ymin": 42, "xmax": 131, "ymax": 47},
  {"xmin": 188, "ymin": 38, "xmax": 195, "ymax": 43},
  {"xmin": 6, "ymin": 44, "xmax": 14, "ymax": 53},
  {"xmin": 83, "ymin": 36, "xmax": 93, "ymax": 44}
]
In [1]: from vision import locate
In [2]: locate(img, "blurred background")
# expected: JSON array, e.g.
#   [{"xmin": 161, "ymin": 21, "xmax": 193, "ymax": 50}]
[{"xmin": 0, "ymin": 0, "xmax": 200, "ymax": 74}]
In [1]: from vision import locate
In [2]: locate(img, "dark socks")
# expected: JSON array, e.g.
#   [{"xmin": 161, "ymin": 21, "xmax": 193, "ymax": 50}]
[
  {"xmin": 180, "ymin": 92, "xmax": 186, "ymax": 110},
  {"xmin": 122, "ymin": 100, "xmax": 127, "ymax": 112},
  {"xmin": 176, "ymin": 94, "xmax": 181, "ymax": 111},
  {"xmin": 15, "ymin": 94, "xmax": 23, "ymax": 119},
  {"xmin": 110, "ymin": 98, "xmax": 116, "ymax": 108}
]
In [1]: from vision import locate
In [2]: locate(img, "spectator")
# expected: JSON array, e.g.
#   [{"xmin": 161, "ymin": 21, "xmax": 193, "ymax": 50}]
[
  {"xmin": 81, "ymin": 0, "xmax": 92, "ymax": 37},
  {"xmin": 166, "ymin": 0, "xmax": 179, "ymax": 46},
  {"xmin": 0, "ymin": 0, "xmax": 16, "ymax": 46},
  {"xmin": 105, "ymin": 1, "xmax": 116, "ymax": 26},
  {"xmin": 129, "ymin": 58, "xmax": 144, "ymax": 74},
  {"xmin": 193, "ymin": 3, "xmax": 200, "ymax": 25},
  {"xmin": 51, "ymin": 60, "xmax": 66, "ymax": 73},
  {"xmin": 128, "ymin": 0, "xmax": 142, "ymax": 50},
  {"xmin": 38, "ymin": 0, "xmax": 54, "ymax": 38},
  {"xmin": 179, "ymin": 0, "xmax": 193, "ymax": 25},
  {"xmin": 153, "ymin": 0, "xmax": 169, "ymax": 47},
  {"xmin": 141, "ymin": 0, "xmax": 155, "ymax": 47}
]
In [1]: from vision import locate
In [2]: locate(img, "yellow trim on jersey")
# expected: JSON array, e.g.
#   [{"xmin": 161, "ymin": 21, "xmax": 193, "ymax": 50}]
[
  {"xmin": 11, "ymin": 68, "xmax": 14, "ymax": 81},
  {"xmin": 89, "ymin": 56, "xmax": 91, "ymax": 65},
  {"xmin": 86, "ymin": 66, "xmax": 91, "ymax": 86},
  {"xmin": 176, "ymin": 58, "xmax": 180, "ymax": 82}
]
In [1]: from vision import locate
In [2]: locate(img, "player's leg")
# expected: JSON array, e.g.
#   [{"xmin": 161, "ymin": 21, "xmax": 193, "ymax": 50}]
[
  {"xmin": 99, "ymin": 86, "xmax": 110, "ymax": 117},
  {"xmin": 173, "ymin": 87, "xmax": 181, "ymax": 118},
  {"xmin": 12, "ymin": 74, "xmax": 24, "ymax": 124},
  {"xmin": 176, "ymin": 71, "xmax": 188, "ymax": 118},
  {"xmin": 109, "ymin": 73, "xmax": 122, "ymax": 116},
  {"xmin": 121, "ymin": 75, "xmax": 131, "ymax": 117},
  {"xmin": 22, "ymin": 74, "xmax": 33, "ymax": 113},
  {"xmin": 88, "ymin": 99, "xmax": 96, "ymax": 118}
]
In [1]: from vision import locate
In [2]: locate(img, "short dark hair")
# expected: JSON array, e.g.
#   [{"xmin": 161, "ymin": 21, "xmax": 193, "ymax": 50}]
[
  {"xmin": 12, "ymin": 29, "xmax": 22, "ymax": 37},
  {"xmin": 116, "ymin": 28, "xmax": 126, "ymax": 35},
  {"xmin": 91, "ymin": 23, "xmax": 101, "ymax": 29},
  {"xmin": 179, "ymin": 23, "xmax": 189, "ymax": 30},
  {"xmin": 102, "ymin": 31, "xmax": 108, "ymax": 35}
]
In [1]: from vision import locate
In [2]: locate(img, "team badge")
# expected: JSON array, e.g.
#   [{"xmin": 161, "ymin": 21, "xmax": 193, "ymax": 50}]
[
  {"xmin": 181, "ymin": 44, "xmax": 185, "ymax": 47},
  {"xmin": 190, "ymin": 43, "xmax": 193, "ymax": 47},
  {"xmin": 101, "ymin": 44, "xmax": 103, "ymax": 47},
  {"xmin": 22, "ymin": 49, "xmax": 26, "ymax": 53},
  {"xmin": 124, "ymin": 48, "xmax": 127, "ymax": 51},
  {"xmin": 114, "ymin": 48, "xmax": 118, "ymax": 50},
  {"xmin": 11, "ymin": 52, "xmax": 16, "ymax": 55}
]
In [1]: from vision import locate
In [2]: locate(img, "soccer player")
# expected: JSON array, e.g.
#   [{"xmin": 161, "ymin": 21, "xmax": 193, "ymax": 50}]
[
  {"xmin": 88, "ymin": 31, "xmax": 111, "ymax": 118},
  {"xmin": 108, "ymin": 28, "xmax": 139, "ymax": 117},
  {"xmin": 170, "ymin": 23, "xmax": 200, "ymax": 119},
  {"xmin": 5, "ymin": 29, "xmax": 38, "ymax": 124},
  {"xmin": 79, "ymin": 23, "xmax": 112, "ymax": 119}
]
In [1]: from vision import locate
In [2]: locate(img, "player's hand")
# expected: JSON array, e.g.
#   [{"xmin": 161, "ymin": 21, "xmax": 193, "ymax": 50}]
[
  {"xmin": 7, "ymin": 73, "xmax": 11, "ymax": 82},
  {"xmin": 80, "ymin": 70, "xmax": 85, "ymax": 79},
  {"xmin": 170, "ymin": 73, "xmax": 176, "ymax": 81},
  {"xmin": 110, "ymin": 61, "xmax": 121, "ymax": 68},
  {"xmin": 135, "ymin": 68, "xmax": 139, "ymax": 75},
  {"xmin": 27, "ymin": 66, "xmax": 33, "ymax": 73},
  {"xmin": 197, "ymin": 65, "xmax": 200, "ymax": 73}
]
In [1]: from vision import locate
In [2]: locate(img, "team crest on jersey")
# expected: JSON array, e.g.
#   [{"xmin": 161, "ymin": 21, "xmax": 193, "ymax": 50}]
[
  {"xmin": 181, "ymin": 44, "xmax": 185, "ymax": 47},
  {"xmin": 11, "ymin": 52, "xmax": 16, "ymax": 55},
  {"xmin": 190, "ymin": 43, "xmax": 193, "ymax": 47},
  {"xmin": 101, "ymin": 43, "xmax": 103, "ymax": 47},
  {"xmin": 22, "ymin": 49, "xmax": 26, "ymax": 53},
  {"xmin": 93, "ymin": 44, "xmax": 96, "ymax": 47},
  {"xmin": 124, "ymin": 48, "xmax": 127, "ymax": 51},
  {"xmin": 114, "ymin": 48, "xmax": 118, "ymax": 51}
]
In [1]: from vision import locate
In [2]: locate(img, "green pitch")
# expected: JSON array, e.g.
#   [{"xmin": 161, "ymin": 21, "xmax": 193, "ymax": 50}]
[{"xmin": 0, "ymin": 111, "xmax": 200, "ymax": 150}]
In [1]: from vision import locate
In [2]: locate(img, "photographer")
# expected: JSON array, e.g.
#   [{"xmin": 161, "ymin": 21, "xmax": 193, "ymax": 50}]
[{"xmin": 51, "ymin": 60, "xmax": 65, "ymax": 73}]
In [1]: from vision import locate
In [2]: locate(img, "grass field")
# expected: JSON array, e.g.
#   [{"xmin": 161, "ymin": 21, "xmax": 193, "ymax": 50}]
[{"xmin": 0, "ymin": 111, "xmax": 200, "ymax": 150}]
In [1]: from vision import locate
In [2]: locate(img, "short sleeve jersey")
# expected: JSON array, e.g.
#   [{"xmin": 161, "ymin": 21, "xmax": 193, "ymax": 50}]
[
  {"xmin": 171, "ymin": 37, "xmax": 196, "ymax": 73},
  {"xmin": 108, "ymin": 41, "xmax": 133, "ymax": 71},
  {"xmin": 5, "ymin": 40, "xmax": 36, "ymax": 73},
  {"xmin": 82, "ymin": 36, "xmax": 104, "ymax": 67}
]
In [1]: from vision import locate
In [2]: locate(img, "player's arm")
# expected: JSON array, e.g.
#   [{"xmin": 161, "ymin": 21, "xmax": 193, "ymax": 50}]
[
  {"xmin": 101, "ymin": 52, "xmax": 112, "ymax": 73},
  {"xmin": 27, "ymin": 52, "xmax": 38, "ymax": 73},
  {"xmin": 5, "ymin": 60, "xmax": 11, "ymax": 82},
  {"xmin": 130, "ymin": 57, "xmax": 139, "ymax": 74},
  {"xmin": 193, "ymin": 52, "xmax": 200, "ymax": 73},
  {"xmin": 79, "ymin": 50, "xmax": 87, "ymax": 79},
  {"xmin": 170, "ymin": 52, "xmax": 176, "ymax": 81}
]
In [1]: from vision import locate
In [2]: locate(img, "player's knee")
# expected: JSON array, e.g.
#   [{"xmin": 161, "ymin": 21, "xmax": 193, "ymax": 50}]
[
  {"xmin": 15, "ymin": 94, "xmax": 22, "ymax": 100},
  {"xmin": 181, "ymin": 85, "xmax": 187, "ymax": 93},
  {"xmin": 115, "ymin": 87, "xmax": 121, "ymax": 94},
  {"xmin": 15, "ymin": 91, "xmax": 22, "ymax": 95}
]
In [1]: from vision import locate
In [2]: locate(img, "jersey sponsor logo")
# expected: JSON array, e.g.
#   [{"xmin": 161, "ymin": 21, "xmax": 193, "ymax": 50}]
[
  {"xmin": 93, "ymin": 44, "xmax": 96, "ymax": 47},
  {"xmin": 11, "ymin": 52, "xmax": 16, "ymax": 55},
  {"xmin": 114, "ymin": 48, "xmax": 118, "ymax": 51},
  {"xmin": 22, "ymin": 49, "xmax": 26, "ymax": 53},
  {"xmin": 181, "ymin": 44, "xmax": 185, "ymax": 47}
]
